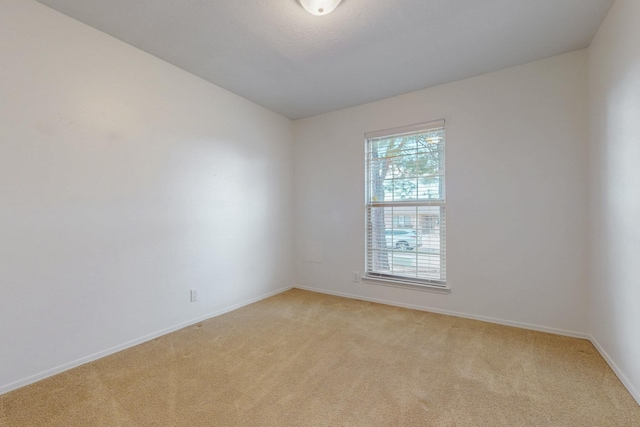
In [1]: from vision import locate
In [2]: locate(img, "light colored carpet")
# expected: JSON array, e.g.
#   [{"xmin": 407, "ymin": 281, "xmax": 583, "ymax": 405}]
[{"xmin": 1, "ymin": 289, "xmax": 639, "ymax": 426}]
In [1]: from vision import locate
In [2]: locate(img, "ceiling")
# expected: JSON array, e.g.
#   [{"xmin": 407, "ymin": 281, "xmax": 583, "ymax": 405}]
[{"xmin": 36, "ymin": 0, "xmax": 613, "ymax": 120}]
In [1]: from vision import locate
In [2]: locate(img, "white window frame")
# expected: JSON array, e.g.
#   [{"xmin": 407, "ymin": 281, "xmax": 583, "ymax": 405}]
[{"xmin": 364, "ymin": 120, "xmax": 447, "ymax": 290}]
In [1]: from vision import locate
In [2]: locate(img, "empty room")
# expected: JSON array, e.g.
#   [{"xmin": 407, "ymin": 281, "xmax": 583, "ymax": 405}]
[{"xmin": 1, "ymin": 0, "xmax": 639, "ymax": 425}]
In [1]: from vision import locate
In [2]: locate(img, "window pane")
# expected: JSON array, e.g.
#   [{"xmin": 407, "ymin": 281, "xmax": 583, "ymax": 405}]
[
  {"xmin": 366, "ymin": 123, "xmax": 446, "ymax": 286},
  {"xmin": 368, "ymin": 129, "xmax": 445, "ymax": 203},
  {"xmin": 366, "ymin": 205, "xmax": 445, "ymax": 282}
]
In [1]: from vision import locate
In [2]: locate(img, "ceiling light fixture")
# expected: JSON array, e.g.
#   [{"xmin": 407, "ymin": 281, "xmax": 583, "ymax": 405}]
[{"xmin": 299, "ymin": 0, "xmax": 343, "ymax": 16}]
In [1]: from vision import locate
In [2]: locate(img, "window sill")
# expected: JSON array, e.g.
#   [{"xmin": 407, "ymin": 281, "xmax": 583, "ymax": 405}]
[{"xmin": 362, "ymin": 277, "xmax": 451, "ymax": 294}]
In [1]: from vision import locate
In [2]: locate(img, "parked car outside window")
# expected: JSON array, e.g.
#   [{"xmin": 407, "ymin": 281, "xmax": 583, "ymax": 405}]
[{"xmin": 385, "ymin": 229, "xmax": 422, "ymax": 250}]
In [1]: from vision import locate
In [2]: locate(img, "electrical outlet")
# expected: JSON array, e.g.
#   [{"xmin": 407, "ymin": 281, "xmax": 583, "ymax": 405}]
[
  {"xmin": 190, "ymin": 289, "xmax": 198, "ymax": 302},
  {"xmin": 353, "ymin": 271, "xmax": 360, "ymax": 282}
]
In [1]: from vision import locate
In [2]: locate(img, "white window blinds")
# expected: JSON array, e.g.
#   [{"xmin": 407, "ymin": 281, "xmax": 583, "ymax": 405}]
[{"xmin": 365, "ymin": 120, "xmax": 446, "ymax": 288}]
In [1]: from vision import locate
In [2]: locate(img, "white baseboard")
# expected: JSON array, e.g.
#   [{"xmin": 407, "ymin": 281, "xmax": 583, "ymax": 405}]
[
  {"xmin": 293, "ymin": 285, "xmax": 590, "ymax": 339},
  {"xmin": 0, "ymin": 285, "xmax": 293, "ymax": 396},
  {"xmin": 590, "ymin": 336, "xmax": 640, "ymax": 406}
]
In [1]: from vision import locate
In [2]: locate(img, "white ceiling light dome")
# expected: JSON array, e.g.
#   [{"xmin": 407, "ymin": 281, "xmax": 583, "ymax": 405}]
[{"xmin": 299, "ymin": 0, "xmax": 343, "ymax": 16}]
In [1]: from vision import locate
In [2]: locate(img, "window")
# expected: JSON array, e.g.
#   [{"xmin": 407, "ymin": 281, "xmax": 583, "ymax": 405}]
[{"xmin": 365, "ymin": 120, "xmax": 446, "ymax": 288}]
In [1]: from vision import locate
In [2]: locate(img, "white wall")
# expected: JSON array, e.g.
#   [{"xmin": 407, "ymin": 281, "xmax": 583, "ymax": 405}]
[
  {"xmin": 588, "ymin": 0, "xmax": 640, "ymax": 404},
  {"xmin": 294, "ymin": 51, "xmax": 590, "ymax": 336},
  {"xmin": 0, "ymin": 0, "xmax": 293, "ymax": 392}
]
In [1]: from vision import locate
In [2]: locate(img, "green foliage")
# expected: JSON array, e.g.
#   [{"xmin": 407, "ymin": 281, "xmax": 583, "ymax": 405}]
[{"xmin": 371, "ymin": 130, "xmax": 444, "ymax": 201}]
